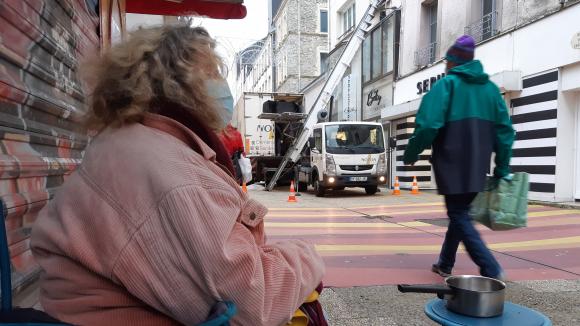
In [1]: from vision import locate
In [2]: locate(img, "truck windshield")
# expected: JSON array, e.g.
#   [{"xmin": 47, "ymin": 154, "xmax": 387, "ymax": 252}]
[{"xmin": 325, "ymin": 125, "xmax": 385, "ymax": 154}]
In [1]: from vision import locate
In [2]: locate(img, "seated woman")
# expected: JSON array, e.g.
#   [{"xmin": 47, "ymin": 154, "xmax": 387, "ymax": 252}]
[{"xmin": 30, "ymin": 24, "xmax": 325, "ymax": 326}]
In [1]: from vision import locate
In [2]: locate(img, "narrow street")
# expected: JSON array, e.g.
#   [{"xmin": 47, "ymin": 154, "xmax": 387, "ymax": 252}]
[{"xmin": 249, "ymin": 186, "xmax": 580, "ymax": 325}]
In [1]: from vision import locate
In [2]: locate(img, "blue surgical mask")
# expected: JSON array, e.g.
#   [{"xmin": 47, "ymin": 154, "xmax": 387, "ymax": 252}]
[{"xmin": 206, "ymin": 79, "xmax": 234, "ymax": 125}]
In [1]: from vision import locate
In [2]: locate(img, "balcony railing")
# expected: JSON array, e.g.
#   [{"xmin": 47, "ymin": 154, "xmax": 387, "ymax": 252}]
[
  {"xmin": 414, "ymin": 42, "xmax": 437, "ymax": 67},
  {"xmin": 465, "ymin": 11, "xmax": 499, "ymax": 43}
]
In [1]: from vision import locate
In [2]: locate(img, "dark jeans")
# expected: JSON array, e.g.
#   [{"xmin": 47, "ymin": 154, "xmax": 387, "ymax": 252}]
[{"xmin": 437, "ymin": 193, "xmax": 502, "ymax": 278}]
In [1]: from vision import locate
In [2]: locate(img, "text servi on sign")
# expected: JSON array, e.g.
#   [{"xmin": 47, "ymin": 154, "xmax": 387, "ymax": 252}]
[{"xmin": 416, "ymin": 73, "xmax": 446, "ymax": 95}]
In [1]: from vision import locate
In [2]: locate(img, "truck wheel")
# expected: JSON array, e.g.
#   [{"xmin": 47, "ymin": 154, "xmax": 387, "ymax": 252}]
[
  {"xmin": 298, "ymin": 181, "xmax": 308, "ymax": 192},
  {"xmin": 365, "ymin": 186, "xmax": 378, "ymax": 195},
  {"xmin": 313, "ymin": 177, "xmax": 326, "ymax": 197}
]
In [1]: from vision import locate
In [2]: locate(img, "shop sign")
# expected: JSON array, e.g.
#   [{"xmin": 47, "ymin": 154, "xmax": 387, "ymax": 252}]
[
  {"xmin": 416, "ymin": 73, "xmax": 446, "ymax": 95},
  {"xmin": 367, "ymin": 89, "xmax": 382, "ymax": 106}
]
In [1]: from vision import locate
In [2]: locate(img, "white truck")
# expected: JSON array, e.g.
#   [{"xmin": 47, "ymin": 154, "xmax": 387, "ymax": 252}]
[
  {"xmin": 235, "ymin": 93, "xmax": 390, "ymax": 194},
  {"xmin": 233, "ymin": 92, "xmax": 304, "ymax": 184},
  {"xmin": 233, "ymin": 92, "xmax": 275, "ymax": 158},
  {"xmin": 296, "ymin": 121, "xmax": 388, "ymax": 196}
]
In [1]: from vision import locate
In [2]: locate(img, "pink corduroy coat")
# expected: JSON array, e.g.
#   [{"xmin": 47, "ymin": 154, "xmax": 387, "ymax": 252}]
[{"xmin": 31, "ymin": 113, "xmax": 325, "ymax": 326}]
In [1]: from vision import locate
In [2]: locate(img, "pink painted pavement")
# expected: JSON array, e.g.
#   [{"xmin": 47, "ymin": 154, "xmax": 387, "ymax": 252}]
[{"xmin": 265, "ymin": 199, "xmax": 580, "ymax": 287}]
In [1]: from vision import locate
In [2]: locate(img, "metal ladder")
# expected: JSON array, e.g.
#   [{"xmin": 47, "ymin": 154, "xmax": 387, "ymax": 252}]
[{"xmin": 266, "ymin": 0, "xmax": 386, "ymax": 191}]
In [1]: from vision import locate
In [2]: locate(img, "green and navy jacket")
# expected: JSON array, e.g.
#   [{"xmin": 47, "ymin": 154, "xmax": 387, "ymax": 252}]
[{"xmin": 403, "ymin": 60, "xmax": 515, "ymax": 195}]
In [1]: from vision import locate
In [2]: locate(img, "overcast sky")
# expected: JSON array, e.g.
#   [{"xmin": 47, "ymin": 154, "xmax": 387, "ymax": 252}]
[{"xmin": 191, "ymin": 0, "xmax": 269, "ymax": 77}]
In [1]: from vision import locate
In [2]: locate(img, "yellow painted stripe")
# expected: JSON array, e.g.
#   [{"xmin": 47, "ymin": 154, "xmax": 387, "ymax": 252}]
[
  {"xmin": 267, "ymin": 228, "xmax": 424, "ymax": 236},
  {"xmin": 267, "ymin": 202, "xmax": 443, "ymax": 211},
  {"xmin": 314, "ymin": 236, "xmax": 580, "ymax": 254},
  {"xmin": 527, "ymin": 217, "xmax": 580, "ymax": 227},
  {"xmin": 267, "ymin": 213, "xmax": 364, "ymax": 218},
  {"xmin": 265, "ymin": 209, "xmax": 580, "ymax": 219},
  {"xmin": 266, "ymin": 215, "xmax": 580, "ymax": 229},
  {"xmin": 399, "ymin": 221, "xmax": 433, "ymax": 227},
  {"xmin": 315, "ymin": 244, "xmax": 440, "ymax": 252},
  {"xmin": 265, "ymin": 222, "xmax": 403, "ymax": 228},
  {"xmin": 267, "ymin": 218, "xmax": 580, "ymax": 236},
  {"xmin": 267, "ymin": 207, "xmax": 354, "ymax": 211},
  {"xmin": 528, "ymin": 210, "xmax": 580, "ymax": 218},
  {"xmin": 348, "ymin": 202, "xmax": 443, "ymax": 209},
  {"xmin": 266, "ymin": 208, "xmax": 446, "ymax": 218},
  {"xmin": 265, "ymin": 221, "xmax": 432, "ymax": 228},
  {"xmin": 488, "ymin": 236, "xmax": 580, "ymax": 249}
]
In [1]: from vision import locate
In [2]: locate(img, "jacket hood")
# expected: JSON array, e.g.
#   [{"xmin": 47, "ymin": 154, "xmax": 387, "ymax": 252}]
[{"xmin": 448, "ymin": 60, "xmax": 489, "ymax": 84}]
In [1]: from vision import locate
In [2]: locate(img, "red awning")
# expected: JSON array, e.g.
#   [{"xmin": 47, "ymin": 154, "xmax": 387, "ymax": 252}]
[{"xmin": 126, "ymin": 0, "xmax": 247, "ymax": 20}]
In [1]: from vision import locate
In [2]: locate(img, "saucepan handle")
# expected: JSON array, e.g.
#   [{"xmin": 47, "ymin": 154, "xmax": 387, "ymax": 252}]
[{"xmin": 397, "ymin": 284, "xmax": 454, "ymax": 298}]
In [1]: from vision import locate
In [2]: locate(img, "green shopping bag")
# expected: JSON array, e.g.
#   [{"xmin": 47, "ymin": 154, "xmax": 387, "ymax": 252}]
[{"xmin": 470, "ymin": 172, "xmax": 529, "ymax": 231}]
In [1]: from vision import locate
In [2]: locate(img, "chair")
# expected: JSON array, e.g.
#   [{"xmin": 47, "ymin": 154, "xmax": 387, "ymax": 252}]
[{"xmin": 0, "ymin": 200, "xmax": 236, "ymax": 325}]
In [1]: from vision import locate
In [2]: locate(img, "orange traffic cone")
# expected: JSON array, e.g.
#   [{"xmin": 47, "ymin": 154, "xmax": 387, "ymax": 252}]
[
  {"xmin": 392, "ymin": 176, "xmax": 401, "ymax": 195},
  {"xmin": 288, "ymin": 180, "xmax": 297, "ymax": 203},
  {"xmin": 242, "ymin": 181, "xmax": 248, "ymax": 193},
  {"xmin": 411, "ymin": 176, "xmax": 420, "ymax": 195}
]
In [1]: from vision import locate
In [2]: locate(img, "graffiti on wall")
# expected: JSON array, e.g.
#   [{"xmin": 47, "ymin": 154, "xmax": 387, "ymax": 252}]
[{"xmin": 0, "ymin": 0, "xmax": 99, "ymax": 291}]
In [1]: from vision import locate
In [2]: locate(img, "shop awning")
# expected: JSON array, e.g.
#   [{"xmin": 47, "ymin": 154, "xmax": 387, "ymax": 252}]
[{"xmin": 126, "ymin": 0, "xmax": 247, "ymax": 19}]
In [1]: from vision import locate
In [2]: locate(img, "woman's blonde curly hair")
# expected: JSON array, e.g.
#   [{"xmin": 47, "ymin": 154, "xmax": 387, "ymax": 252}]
[{"xmin": 84, "ymin": 24, "xmax": 226, "ymax": 132}]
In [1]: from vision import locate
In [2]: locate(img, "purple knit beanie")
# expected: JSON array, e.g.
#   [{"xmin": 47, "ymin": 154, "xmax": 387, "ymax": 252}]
[{"xmin": 445, "ymin": 35, "xmax": 475, "ymax": 65}]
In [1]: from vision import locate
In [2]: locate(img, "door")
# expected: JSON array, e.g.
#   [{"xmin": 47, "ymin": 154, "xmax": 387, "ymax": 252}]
[
  {"xmin": 383, "ymin": 123, "xmax": 392, "ymax": 186},
  {"xmin": 312, "ymin": 128, "xmax": 324, "ymax": 181}
]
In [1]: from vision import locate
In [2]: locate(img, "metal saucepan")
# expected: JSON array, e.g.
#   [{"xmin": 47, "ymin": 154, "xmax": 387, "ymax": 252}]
[{"xmin": 398, "ymin": 275, "xmax": 506, "ymax": 318}]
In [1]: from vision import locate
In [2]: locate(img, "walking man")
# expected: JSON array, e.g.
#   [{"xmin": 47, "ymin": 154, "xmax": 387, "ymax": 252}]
[{"xmin": 403, "ymin": 35, "xmax": 515, "ymax": 279}]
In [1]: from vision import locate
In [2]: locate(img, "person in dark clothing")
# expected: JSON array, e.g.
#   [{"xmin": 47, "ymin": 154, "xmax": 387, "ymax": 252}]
[{"xmin": 403, "ymin": 35, "xmax": 515, "ymax": 280}]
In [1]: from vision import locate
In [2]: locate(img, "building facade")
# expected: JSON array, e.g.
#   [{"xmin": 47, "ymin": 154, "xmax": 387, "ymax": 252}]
[
  {"xmin": 273, "ymin": 0, "xmax": 330, "ymax": 93},
  {"xmin": 233, "ymin": 37, "xmax": 274, "ymax": 99},
  {"xmin": 383, "ymin": 0, "xmax": 580, "ymax": 201},
  {"xmin": 302, "ymin": 0, "xmax": 400, "ymax": 122},
  {"xmin": 236, "ymin": 0, "xmax": 580, "ymax": 203}
]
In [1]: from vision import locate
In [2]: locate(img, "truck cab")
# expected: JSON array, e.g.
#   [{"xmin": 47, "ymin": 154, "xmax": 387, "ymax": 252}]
[{"xmin": 298, "ymin": 122, "xmax": 388, "ymax": 196}]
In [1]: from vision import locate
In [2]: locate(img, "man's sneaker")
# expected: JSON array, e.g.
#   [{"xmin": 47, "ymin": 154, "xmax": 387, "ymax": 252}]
[
  {"xmin": 431, "ymin": 264, "xmax": 452, "ymax": 277},
  {"xmin": 494, "ymin": 271, "xmax": 507, "ymax": 282}
]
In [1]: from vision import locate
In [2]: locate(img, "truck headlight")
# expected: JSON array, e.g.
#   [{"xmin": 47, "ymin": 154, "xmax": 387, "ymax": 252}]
[
  {"xmin": 377, "ymin": 154, "xmax": 387, "ymax": 175},
  {"xmin": 326, "ymin": 154, "xmax": 337, "ymax": 176}
]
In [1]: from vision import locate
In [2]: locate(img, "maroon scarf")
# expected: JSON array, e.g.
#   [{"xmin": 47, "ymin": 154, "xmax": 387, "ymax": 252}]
[{"xmin": 153, "ymin": 101, "xmax": 235, "ymax": 176}]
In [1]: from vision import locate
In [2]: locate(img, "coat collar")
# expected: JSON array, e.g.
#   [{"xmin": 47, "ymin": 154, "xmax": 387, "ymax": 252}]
[{"xmin": 141, "ymin": 113, "xmax": 217, "ymax": 162}]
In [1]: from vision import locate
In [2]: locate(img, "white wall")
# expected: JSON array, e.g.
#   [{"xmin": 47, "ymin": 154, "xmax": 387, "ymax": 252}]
[
  {"xmin": 393, "ymin": 62, "xmax": 445, "ymax": 105},
  {"xmin": 398, "ymin": 0, "xmax": 421, "ymax": 77},
  {"xmin": 469, "ymin": 4, "xmax": 580, "ymax": 78},
  {"xmin": 559, "ymin": 63, "xmax": 580, "ymax": 201},
  {"xmin": 562, "ymin": 62, "xmax": 580, "ymax": 93},
  {"xmin": 394, "ymin": 4, "xmax": 580, "ymax": 106},
  {"xmin": 303, "ymin": 78, "xmax": 325, "ymax": 113},
  {"xmin": 438, "ymin": 0, "xmax": 469, "ymax": 59},
  {"xmin": 328, "ymin": 0, "xmax": 349, "ymax": 49},
  {"xmin": 556, "ymin": 84, "xmax": 577, "ymax": 202}
]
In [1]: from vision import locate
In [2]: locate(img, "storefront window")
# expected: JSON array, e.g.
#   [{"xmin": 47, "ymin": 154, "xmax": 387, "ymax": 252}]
[
  {"xmin": 372, "ymin": 28, "xmax": 381, "ymax": 79},
  {"xmin": 362, "ymin": 37, "xmax": 371, "ymax": 82},
  {"xmin": 382, "ymin": 18, "xmax": 394, "ymax": 74},
  {"xmin": 362, "ymin": 14, "xmax": 396, "ymax": 85}
]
